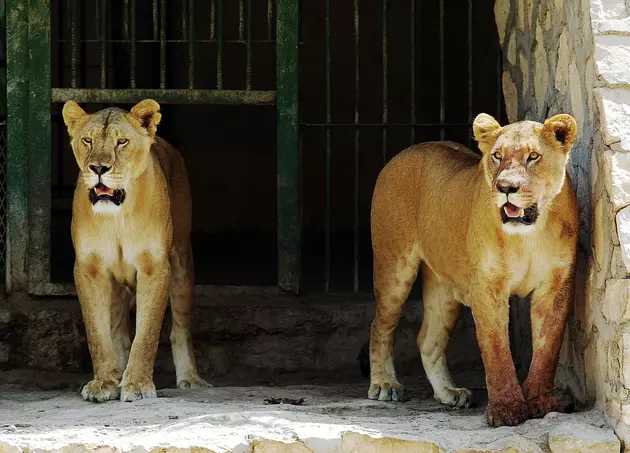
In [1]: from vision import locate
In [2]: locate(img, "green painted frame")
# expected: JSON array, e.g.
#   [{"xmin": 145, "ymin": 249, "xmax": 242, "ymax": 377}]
[{"xmin": 5, "ymin": 0, "xmax": 301, "ymax": 295}]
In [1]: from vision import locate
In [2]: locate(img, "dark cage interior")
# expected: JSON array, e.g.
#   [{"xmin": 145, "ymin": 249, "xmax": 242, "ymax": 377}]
[{"xmin": 49, "ymin": 0, "xmax": 504, "ymax": 292}]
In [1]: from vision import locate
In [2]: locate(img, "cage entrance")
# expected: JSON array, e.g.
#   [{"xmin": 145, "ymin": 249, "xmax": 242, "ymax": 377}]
[{"xmin": 48, "ymin": 0, "xmax": 503, "ymax": 293}]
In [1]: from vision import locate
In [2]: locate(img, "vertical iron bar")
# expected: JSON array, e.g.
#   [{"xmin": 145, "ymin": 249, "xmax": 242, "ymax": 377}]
[
  {"xmin": 381, "ymin": 0, "xmax": 388, "ymax": 164},
  {"xmin": 497, "ymin": 44, "xmax": 502, "ymax": 118},
  {"xmin": 100, "ymin": 0, "xmax": 106, "ymax": 88},
  {"xmin": 410, "ymin": 0, "xmax": 416, "ymax": 145},
  {"xmin": 160, "ymin": 0, "xmax": 166, "ymax": 88},
  {"xmin": 276, "ymin": 0, "xmax": 300, "ymax": 293},
  {"xmin": 182, "ymin": 0, "xmax": 187, "ymax": 39},
  {"xmin": 28, "ymin": 0, "xmax": 52, "ymax": 288},
  {"xmin": 324, "ymin": 0, "xmax": 331, "ymax": 293},
  {"xmin": 6, "ymin": 0, "xmax": 29, "ymax": 290},
  {"xmin": 267, "ymin": 0, "xmax": 273, "ymax": 41},
  {"xmin": 71, "ymin": 0, "xmax": 77, "ymax": 88},
  {"xmin": 353, "ymin": 0, "xmax": 360, "ymax": 293},
  {"xmin": 131, "ymin": 0, "xmax": 137, "ymax": 88},
  {"xmin": 439, "ymin": 0, "xmax": 445, "ymax": 140},
  {"xmin": 210, "ymin": 0, "xmax": 215, "ymax": 40},
  {"xmin": 246, "ymin": 0, "xmax": 252, "ymax": 89},
  {"xmin": 153, "ymin": 0, "xmax": 158, "ymax": 41},
  {"xmin": 238, "ymin": 0, "xmax": 244, "ymax": 41},
  {"xmin": 123, "ymin": 0, "xmax": 129, "ymax": 41},
  {"xmin": 188, "ymin": 0, "xmax": 195, "ymax": 89},
  {"xmin": 468, "ymin": 0, "xmax": 473, "ymax": 147},
  {"xmin": 216, "ymin": 0, "xmax": 223, "ymax": 89}
]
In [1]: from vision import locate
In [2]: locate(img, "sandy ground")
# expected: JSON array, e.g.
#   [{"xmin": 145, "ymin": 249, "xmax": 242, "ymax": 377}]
[{"xmin": 0, "ymin": 377, "xmax": 615, "ymax": 453}]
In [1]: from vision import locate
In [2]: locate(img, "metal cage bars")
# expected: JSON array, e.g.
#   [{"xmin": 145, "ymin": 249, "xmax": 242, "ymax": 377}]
[
  {"xmin": 5, "ymin": 0, "xmax": 300, "ymax": 295},
  {"xmin": 306, "ymin": 0, "xmax": 504, "ymax": 293}
]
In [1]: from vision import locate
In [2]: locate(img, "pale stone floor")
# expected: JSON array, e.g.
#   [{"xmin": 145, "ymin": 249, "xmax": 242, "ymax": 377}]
[{"xmin": 0, "ymin": 373, "xmax": 618, "ymax": 453}]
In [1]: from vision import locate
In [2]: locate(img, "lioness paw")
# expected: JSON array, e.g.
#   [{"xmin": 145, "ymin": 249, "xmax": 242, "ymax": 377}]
[
  {"xmin": 436, "ymin": 387, "xmax": 473, "ymax": 409},
  {"xmin": 527, "ymin": 394, "xmax": 564, "ymax": 419},
  {"xmin": 484, "ymin": 400, "xmax": 529, "ymax": 427},
  {"xmin": 120, "ymin": 380, "xmax": 157, "ymax": 402},
  {"xmin": 177, "ymin": 376, "xmax": 211, "ymax": 389},
  {"xmin": 80, "ymin": 379, "xmax": 119, "ymax": 403},
  {"xmin": 368, "ymin": 382, "xmax": 405, "ymax": 402}
]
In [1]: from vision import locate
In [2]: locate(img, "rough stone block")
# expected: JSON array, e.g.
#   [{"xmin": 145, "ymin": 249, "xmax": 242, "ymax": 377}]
[
  {"xmin": 616, "ymin": 206, "xmax": 630, "ymax": 273},
  {"xmin": 548, "ymin": 421, "xmax": 620, "ymax": 453},
  {"xmin": 608, "ymin": 151, "xmax": 630, "ymax": 211},
  {"xmin": 604, "ymin": 279, "xmax": 630, "ymax": 321},
  {"xmin": 596, "ymin": 35, "xmax": 630, "ymax": 85},
  {"xmin": 597, "ymin": 88, "xmax": 630, "ymax": 150}
]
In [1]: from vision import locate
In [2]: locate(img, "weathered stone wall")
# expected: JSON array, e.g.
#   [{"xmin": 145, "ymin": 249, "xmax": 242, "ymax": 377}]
[{"xmin": 496, "ymin": 0, "xmax": 630, "ymax": 443}]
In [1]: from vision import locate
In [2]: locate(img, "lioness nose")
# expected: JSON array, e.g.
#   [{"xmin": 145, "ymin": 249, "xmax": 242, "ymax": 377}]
[
  {"xmin": 89, "ymin": 165, "xmax": 110, "ymax": 176},
  {"xmin": 497, "ymin": 182, "xmax": 519, "ymax": 194}
]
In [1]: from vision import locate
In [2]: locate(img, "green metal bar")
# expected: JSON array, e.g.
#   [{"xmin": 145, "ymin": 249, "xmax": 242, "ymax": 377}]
[
  {"xmin": 160, "ymin": 0, "xmax": 166, "ymax": 88},
  {"xmin": 216, "ymin": 0, "xmax": 223, "ymax": 89},
  {"xmin": 324, "ymin": 0, "xmax": 331, "ymax": 293},
  {"xmin": 276, "ymin": 0, "xmax": 300, "ymax": 293},
  {"xmin": 188, "ymin": 0, "xmax": 195, "ymax": 88},
  {"xmin": 100, "ymin": 0, "xmax": 106, "ymax": 88},
  {"xmin": 382, "ymin": 0, "xmax": 388, "ymax": 164},
  {"xmin": 410, "ymin": 0, "xmax": 415, "ymax": 145},
  {"xmin": 28, "ymin": 0, "xmax": 52, "ymax": 288},
  {"xmin": 6, "ymin": 0, "xmax": 29, "ymax": 291},
  {"xmin": 246, "ymin": 0, "xmax": 252, "ymax": 90},
  {"xmin": 131, "ymin": 0, "xmax": 137, "ymax": 88},
  {"xmin": 439, "ymin": 0, "xmax": 445, "ymax": 140},
  {"xmin": 52, "ymin": 88, "xmax": 276, "ymax": 104},
  {"xmin": 353, "ymin": 0, "xmax": 360, "ymax": 293}
]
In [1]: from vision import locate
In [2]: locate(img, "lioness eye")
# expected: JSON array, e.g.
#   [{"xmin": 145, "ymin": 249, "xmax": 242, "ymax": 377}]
[
  {"xmin": 82, "ymin": 137, "xmax": 92, "ymax": 146},
  {"xmin": 529, "ymin": 152, "xmax": 540, "ymax": 161},
  {"xmin": 117, "ymin": 138, "xmax": 129, "ymax": 146},
  {"xmin": 492, "ymin": 151, "xmax": 502, "ymax": 161}
]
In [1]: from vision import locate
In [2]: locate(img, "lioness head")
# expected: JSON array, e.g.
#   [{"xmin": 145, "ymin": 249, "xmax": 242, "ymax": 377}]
[
  {"xmin": 62, "ymin": 99, "xmax": 162, "ymax": 214},
  {"xmin": 473, "ymin": 113, "xmax": 577, "ymax": 234}
]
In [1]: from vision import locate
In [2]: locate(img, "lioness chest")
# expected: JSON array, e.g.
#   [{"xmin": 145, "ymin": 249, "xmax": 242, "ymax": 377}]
[{"xmin": 72, "ymin": 211, "xmax": 173, "ymax": 289}]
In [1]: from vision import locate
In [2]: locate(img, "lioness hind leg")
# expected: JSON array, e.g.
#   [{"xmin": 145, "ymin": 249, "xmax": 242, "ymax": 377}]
[
  {"xmin": 169, "ymin": 245, "xmax": 208, "ymax": 389},
  {"xmin": 368, "ymin": 250, "xmax": 420, "ymax": 402},
  {"xmin": 418, "ymin": 264, "xmax": 471, "ymax": 409}
]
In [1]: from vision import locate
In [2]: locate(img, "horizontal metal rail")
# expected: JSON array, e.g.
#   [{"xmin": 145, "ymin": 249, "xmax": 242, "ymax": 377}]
[{"xmin": 52, "ymin": 88, "xmax": 276, "ymax": 105}]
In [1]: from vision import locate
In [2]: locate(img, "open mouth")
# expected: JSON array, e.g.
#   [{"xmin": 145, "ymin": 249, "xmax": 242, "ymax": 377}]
[
  {"xmin": 500, "ymin": 202, "xmax": 538, "ymax": 225},
  {"xmin": 89, "ymin": 183, "xmax": 126, "ymax": 206}
]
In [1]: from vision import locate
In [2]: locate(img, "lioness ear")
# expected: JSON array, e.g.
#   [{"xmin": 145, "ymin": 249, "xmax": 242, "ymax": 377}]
[
  {"xmin": 130, "ymin": 99, "xmax": 162, "ymax": 137},
  {"xmin": 473, "ymin": 113, "xmax": 502, "ymax": 154},
  {"xmin": 541, "ymin": 114, "xmax": 577, "ymax": 153},
  {"xmin": 62, "ymin": 100, "xmax": 87, "ymax": 137}
]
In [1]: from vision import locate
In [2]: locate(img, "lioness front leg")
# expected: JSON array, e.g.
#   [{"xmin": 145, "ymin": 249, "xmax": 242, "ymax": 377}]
[
  {"xmin": 471, "ymin": 288, "xmax": 528, "ymax": 427},
  {"xmin": 522, "ymin": 270, "xmax": 573, "ymax": 418},
  {"xmin": 120, "ymin": 255, "xmax": 171, "ymax": 402},
  {"xmin": 75, "ymin": 260, "xmax": 123, "ymax": 402}
]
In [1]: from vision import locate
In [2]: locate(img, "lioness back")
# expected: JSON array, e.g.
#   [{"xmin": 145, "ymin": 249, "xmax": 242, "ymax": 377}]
[{"xmin": 371, "ymin": 141, "xmax": 482, "ymax": 284}]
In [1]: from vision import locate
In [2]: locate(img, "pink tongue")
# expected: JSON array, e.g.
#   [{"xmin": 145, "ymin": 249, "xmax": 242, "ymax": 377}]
[
  {"xmin": 504, "ymin": 203, "xmax": 523, "ymax": 218},
  {"xmin": 95, "ymin": 185, "xmax": 114, "ymax": 196}
]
